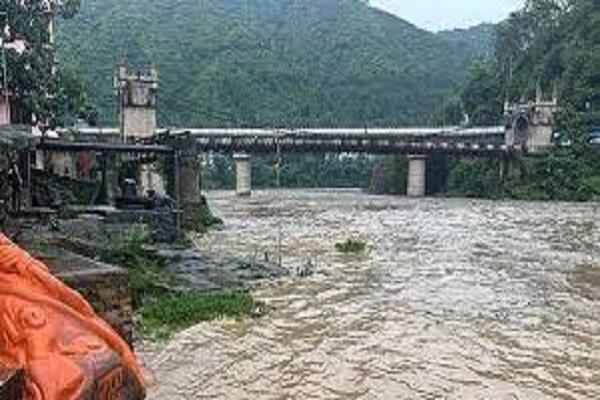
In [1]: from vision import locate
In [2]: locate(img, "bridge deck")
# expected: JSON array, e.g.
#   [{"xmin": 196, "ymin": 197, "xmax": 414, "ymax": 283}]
[{"xmin": 49, "ymin": 126, "xmax": 517, "ymax": 156}]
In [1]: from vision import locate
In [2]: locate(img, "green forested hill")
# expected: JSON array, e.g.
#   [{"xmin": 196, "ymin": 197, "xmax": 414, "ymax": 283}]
[
  {"xmin": 437, "ymin": 23, "xmax": 496, "ymax": 59},
  {"xmin": 56, "ymin": 0, "xmax": 492, "ymax": 127}
]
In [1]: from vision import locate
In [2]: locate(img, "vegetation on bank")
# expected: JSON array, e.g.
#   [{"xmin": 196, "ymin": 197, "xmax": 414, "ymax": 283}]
[
  {"xmin": 99, "ymin": 227, "xmax": 260, "ymax": 339},
  {"xmin": 446, "ymin": 150, "xmax": 600, "ymax": 201},
  {"xmin": 138, "ymin": 291, "xmax": 261, "ymax": 339},
  {"xmin": 335, "ymin": 239, "xmax": 367, "ymax": 255},
  {"xmin": 438, "ymin": 0, "xmax": 600, "ymax": 201},
  {"xmin": 99, "ymin": 227, "xmax": 180, "ymax": 303},
  {"xmin": 181, "ymin": 195, "xmax": 224, "ymax": 234}
]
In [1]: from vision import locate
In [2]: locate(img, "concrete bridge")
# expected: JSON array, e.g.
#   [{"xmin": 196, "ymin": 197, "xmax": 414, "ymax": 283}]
[
  {"xmin": 44, "ymin": 125, "xmax": 516, "ymax": 197},
  {"xmin": 157, "ymin": 126, "xmax": 515, "ymax": 197},
  {"xmin": 159, "ymin": 127, "xmax": 509, "ymax": 154}
]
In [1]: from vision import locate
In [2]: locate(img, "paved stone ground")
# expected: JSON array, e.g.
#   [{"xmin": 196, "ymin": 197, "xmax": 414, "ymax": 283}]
[{"xmin": 157, "ymin": 248, "xmax": 289, "ymax": 292}]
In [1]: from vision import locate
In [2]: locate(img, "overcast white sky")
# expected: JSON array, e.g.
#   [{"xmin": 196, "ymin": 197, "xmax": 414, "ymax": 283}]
[{"xmin": 371, "ymin": 0, "xmax": 524, "ymax": 31}]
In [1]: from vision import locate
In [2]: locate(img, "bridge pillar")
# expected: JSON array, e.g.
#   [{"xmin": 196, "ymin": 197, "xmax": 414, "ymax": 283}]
[
  {"xmin": 175, "ymin": 139, "xmax": 205, "ymax": 231},
  {"xmin": 102, "ymin": 153, "xmax": 118, "ymax": 206},
  {"xmin": 407, "ymin": 155, "xmax": 427, "ymax": 197},
  {"xmin": 234, "ymin": 153, "xmax": 252, "ymax": 197}
]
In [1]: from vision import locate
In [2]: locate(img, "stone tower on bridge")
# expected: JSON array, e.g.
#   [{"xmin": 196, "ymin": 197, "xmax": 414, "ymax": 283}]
[
  {"xmin": 115, "ymin": 64, "xmax": 163, "ymax": 194},
  {"xmin": 504, "ymin": 86, "xmax": 559, "ymax": 153},
  {"xmin": 115, "ymin": 64, "xmax": 158, "ymax": 139}
]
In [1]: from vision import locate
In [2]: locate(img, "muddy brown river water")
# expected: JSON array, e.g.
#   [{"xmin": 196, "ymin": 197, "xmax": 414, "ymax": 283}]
[{"xmin": 144, "ymin": 190, "xmax": 600, "ymax": 399}]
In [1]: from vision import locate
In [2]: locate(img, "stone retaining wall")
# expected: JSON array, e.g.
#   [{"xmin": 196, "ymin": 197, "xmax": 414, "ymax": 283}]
[
  {"xmin": 58, "ymin": 266, "xmax": 134, "ymax": 346},
  {"xmin": 33, "ymin": 248, "xmax": 135, "ymax": 346}
]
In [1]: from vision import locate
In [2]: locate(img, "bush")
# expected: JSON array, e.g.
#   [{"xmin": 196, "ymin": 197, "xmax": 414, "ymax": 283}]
[
  {"xmin": 99, "ymin": 227, "xmax": 180, "ymax": 304},
  {"xmin": 335, "ymin": 239, "xmax": 367, "ymax": 254}
]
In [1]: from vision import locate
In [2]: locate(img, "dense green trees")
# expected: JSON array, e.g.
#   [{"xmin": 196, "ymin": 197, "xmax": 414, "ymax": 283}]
[
  {"xmin": 443, "ymin": 0, "xmax": 600, "ymax": 201},
  {"xmin": 56, "ymin": 0, "xmax": 491, "ymax": 128},
  {"xmin": 457, "ymin": 0, "xmax": 599, "ymax": 129},
  {"xmin": 1, "ymin": 0, "xmax": 90, "ymax": 125},
  {"xmin": 202, "ymin": 153, "xmax": 376, "ymax": 190}
]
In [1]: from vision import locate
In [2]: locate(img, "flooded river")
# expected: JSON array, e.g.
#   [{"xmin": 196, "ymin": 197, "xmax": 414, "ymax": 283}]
[{"xmin": 144, "ymin": 190, "xmax": 600, "ymax": 399}]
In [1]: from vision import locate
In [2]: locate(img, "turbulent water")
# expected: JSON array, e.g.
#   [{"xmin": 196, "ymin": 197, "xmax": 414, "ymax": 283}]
[{"xmin": 143, "ymin": 190, "xmax": 600, "ymax": 399}]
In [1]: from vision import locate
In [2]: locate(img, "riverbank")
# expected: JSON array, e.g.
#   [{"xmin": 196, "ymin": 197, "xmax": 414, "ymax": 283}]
[{"xmin": 11, "ymin": 208, "xmax": 289, "ymax": 342}]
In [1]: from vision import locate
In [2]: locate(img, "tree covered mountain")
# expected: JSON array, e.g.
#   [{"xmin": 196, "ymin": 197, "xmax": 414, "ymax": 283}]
[
  {"xmin": 437, "ymin": 23, "xmax": 496, "ymax": 60},
  {"xmin": 55, "ymin": 0, "xmax": 493, "ymax": 127}
]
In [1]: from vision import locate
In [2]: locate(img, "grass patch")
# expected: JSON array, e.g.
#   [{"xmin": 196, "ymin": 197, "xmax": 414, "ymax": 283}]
[
  {"xmin": 138, "ymin": 291, "xmax": 262, "ymax": 339},
  {"xmin": 98, "ymin": 227, "xmax": 183, "ymax": 304},
  {"xmin": 335, "ymin": 239, "xmax": 367, "ymax": 254}
]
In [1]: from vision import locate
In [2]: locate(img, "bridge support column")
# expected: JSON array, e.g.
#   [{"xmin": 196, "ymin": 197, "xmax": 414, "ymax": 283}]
[
  {"xmin": 175, "ymin": 139, "xmax": 205, "ymax": 231},
  {"xmin": 234, "ymin": 153, "xmax": 252, "ymax": 197},
  {"xmin": 102, "ymin": 153, "xmax": 118, "ymax": 206},
  {"xmin": 407, "ymin": 155, "xmax": 427, "ymax": 197}
]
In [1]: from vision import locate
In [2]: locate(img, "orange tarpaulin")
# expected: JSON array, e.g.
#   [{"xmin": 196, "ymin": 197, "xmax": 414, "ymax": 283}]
[{"xmin": 0, "ymin": 233, "xmax": 146, "ymax": 399}]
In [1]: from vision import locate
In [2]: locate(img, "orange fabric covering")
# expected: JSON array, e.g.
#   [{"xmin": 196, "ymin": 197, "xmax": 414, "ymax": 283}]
[{"xmin": 0, "ymin": 233, "xmax": 146, "ymax": 399}]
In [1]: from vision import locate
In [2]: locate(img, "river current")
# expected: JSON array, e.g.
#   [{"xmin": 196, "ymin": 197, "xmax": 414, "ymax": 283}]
[{"xmin": 144, "ymin": 189, "xmax": 600, "ymax": 399}]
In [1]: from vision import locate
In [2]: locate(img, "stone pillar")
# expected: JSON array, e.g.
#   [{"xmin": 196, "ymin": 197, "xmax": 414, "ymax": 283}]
[
  {"xmin": 407, "ymin": 155, "xmax": 426, "ymax": 197},
  {"xmin": 179, "ymin": 146, "xmax": 201, "ymax": 205},
  {"xmin": 175, "ymin": 139, "xmax": 205, "ymax": 231},
  {"xmin": 500, "ymin": 154, "xmax": 521, "ymax": 181},
  {"xmin": 102, "ymin": 153, "xmax": 119, "ymax": 206},
  {"xmin": 0, "ymin": 94, "xmax": 11, "ymax": 125},
  {"xmin": 234, "ymin": 153, "xmax": 252, "ymax": 197}
]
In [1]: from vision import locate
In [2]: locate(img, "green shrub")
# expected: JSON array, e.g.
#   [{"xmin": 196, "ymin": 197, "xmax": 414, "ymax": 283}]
[
  {"xmin": 99, "ymin": 227, "xmax": 180, "ymax": 303},
  {"xmin": 335, "ymin": 239, "xmax": 367, "ymax": 254}
]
